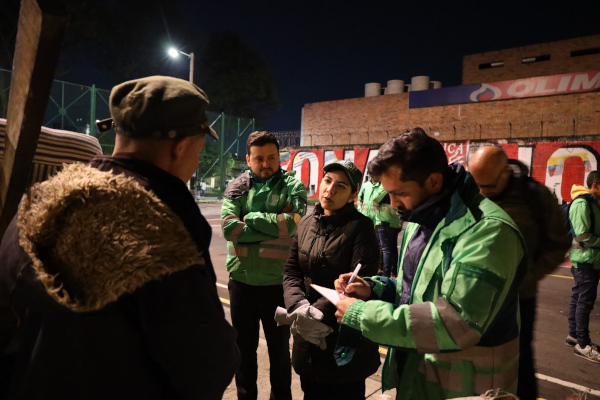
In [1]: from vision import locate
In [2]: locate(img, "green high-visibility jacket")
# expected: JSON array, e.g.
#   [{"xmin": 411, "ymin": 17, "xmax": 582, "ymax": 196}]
[
  {"xmin": 372, "ymin": 183, "xmax": 401, "ymax": 229},
  {"xmin": 341, "ymin": 176, "xmax": 526, "ymax": 399},
  {"xmin": 355, "ymin": 180, "xmax": 379, "ymax": 225},
  {"xmin": 569, "ymin": 184, "xmax": 600, "ymax": 269},
  {"xmin": 221, "ymin": 169, "xmax": 307, "ymax": 286}
]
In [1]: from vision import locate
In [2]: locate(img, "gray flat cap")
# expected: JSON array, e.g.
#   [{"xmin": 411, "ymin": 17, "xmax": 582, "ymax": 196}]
[{"xmin": 96, "ymin": 76, "xmax": 219, "ymax": 140}]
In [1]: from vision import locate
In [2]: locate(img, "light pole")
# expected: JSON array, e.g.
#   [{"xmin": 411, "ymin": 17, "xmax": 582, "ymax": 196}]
[
  {"xmin": 168, "ymin": 47, "xmax": 194, "ymax": 83},
  {"xmin": 168, "ymin": 47, "xmax": 196, "ymax": 193}
]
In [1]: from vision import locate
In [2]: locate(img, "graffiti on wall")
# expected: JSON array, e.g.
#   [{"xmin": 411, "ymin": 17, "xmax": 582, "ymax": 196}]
[{"xmin": 282, "ymin": 140, "xmax": 600, "ymax": 202}]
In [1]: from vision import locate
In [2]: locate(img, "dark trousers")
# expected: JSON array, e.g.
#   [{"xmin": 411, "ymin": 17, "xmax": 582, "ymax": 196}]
[
  {"xmin": 300, "ymin": 377, "xmax": 365, "ymax": 400},
  {"xmin": 568, "ymin": 267, "xmax": 600, "ymax": 347},
  {"xmin": 517, "ymin": 297, "xmax": 537, "ymax": 400},
  {"xmin": 377, "ymin": 223, "xmax": 401, "ymax": 277},
  {"xmin": 228, "ymin": 280, "xmax": 292, "ymax": 400}
]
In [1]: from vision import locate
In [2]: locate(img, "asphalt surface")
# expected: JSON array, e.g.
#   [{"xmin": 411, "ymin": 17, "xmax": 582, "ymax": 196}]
[{"xmin": 199, "ymin": 202, "xmax": 600, "ymax": 400}]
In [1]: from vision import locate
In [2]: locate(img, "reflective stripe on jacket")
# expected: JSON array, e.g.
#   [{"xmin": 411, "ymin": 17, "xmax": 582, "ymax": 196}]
[
  {"xmin": 221, "ymin": 169, "xmax": 307, "ymax": 285},
  {"xmin": 569, "ymin": 185, "xmax": 600, "ymax": 269},
  {"xmin": 372, "ymin": 183, "xmax": 401, "ymax": 228},
  {"xmin": 355, "ymin": 180, "xmax": 379, "ymax": 225},
  {"xmin": 341, "ymin": 177, "xmax": 526, "ymax": 399}
]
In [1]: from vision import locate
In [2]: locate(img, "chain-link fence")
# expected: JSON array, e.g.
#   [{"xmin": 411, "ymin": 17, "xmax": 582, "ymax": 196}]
[{"xmin": 0, "ymin": 68, "xmax": 255, "ymax": 199}]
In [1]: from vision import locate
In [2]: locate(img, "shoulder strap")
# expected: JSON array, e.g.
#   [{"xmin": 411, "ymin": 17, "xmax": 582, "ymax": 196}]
[{"xmin": 223, "ymin": 172, "xmax": 252, "ymax": 200}]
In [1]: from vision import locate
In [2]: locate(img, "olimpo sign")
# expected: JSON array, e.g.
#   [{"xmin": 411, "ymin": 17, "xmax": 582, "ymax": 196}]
[{"xmin": 410, "ymin": 71, "xmax": 600, "ymax": 108}]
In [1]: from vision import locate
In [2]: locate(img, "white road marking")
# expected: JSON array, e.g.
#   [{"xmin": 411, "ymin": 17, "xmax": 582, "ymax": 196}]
[
  {"xmin": 216, "ymin": 282, "xmax": 227, "ymax": 289},
  {"xmin": 536, "ymin": 373, "xmax": 600, "ymax": 396}
]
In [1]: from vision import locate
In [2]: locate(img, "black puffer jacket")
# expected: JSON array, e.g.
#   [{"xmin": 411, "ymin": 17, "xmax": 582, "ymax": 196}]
[{"xmin": 283, "ymin": 202, "xmax": 380, "ymax": 384}]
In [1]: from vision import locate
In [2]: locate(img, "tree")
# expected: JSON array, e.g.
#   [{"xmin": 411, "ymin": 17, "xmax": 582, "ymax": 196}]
[
  {"xmin": 197, "ymin": 142, "xmax": 235, "ymax": 179},
  {"xmin": 0, "ymin": 3, "xmax": 280, "ymax": 127},
  {"xmin": 198, "ymin": 32, "xmax": 280, "ymax": 126}
]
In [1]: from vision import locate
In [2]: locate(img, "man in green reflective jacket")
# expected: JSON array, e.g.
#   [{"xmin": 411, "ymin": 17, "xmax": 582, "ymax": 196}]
[
  {"xmin": 566, "ymin": 171, "xmax": 600, "ymax": 364},
  {"xmin": 221, "ymin": 131, "xmax": 307, "ymax": 400},
  {"xmin": 356, "ymin": 178, "xmax": 379, "ymax": 224},
  {"xmin": 334, "ymin": 128, "xmax": 526, "ymax": 400}
]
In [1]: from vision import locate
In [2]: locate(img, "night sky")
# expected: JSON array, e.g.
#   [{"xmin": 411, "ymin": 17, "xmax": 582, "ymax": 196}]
[{"xmin": 65, "ymin": 1, "xmax": 600, "ymax": 132}]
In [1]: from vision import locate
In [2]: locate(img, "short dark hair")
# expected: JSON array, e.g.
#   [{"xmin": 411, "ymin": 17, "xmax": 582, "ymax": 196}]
[
  {"xmin": 246, "ymin": 131, "xmax": 279, "ymax": 156},
  {"xmin": 368, "ymin": 127, "xmax": 448, "ymax": 185},
  {"xmin": 587, "ymin": 170, "xmax": 600, "ymax": 188}
]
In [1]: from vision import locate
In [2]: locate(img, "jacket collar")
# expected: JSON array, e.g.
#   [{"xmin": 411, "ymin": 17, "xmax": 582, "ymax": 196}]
[
  {"xmin": 403, "ymin": 163, "xmax": 466, "ymax": 229},
  {"xmin": 250, "ymin": 168, "xmax": 283, "ymax": 185},
  {"xmin": 313, "ymin": 202, "xmax": 357, "ymax": 226}
]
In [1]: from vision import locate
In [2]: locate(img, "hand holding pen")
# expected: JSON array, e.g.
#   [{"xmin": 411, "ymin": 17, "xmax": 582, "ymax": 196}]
[{"xmin": 334, "ymin": 263, "xmax": 371, "ymax": 300}]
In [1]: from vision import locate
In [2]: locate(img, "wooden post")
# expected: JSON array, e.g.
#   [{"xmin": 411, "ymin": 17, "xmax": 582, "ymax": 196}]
[{"xmin": 0, "ymin": 0, "xmax": 68, "ymax": 237}]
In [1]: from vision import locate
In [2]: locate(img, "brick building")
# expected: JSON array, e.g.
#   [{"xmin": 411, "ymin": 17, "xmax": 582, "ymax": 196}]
[
  {"xmin": 301, "ymin": 35, "xmax": 600, "ymax": 146},
  {"xmin": 285, "ymin": 35, "xmax": 600, "ymax": 200}
]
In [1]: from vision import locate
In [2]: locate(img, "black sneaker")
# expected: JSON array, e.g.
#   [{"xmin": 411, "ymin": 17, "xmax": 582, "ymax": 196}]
[{"xmin": 566, "ymin": 335, "xmax": 577, "ymax": 347}]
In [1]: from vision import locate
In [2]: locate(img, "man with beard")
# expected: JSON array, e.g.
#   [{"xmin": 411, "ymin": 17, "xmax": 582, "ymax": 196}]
[
  {"xmin": 468, "ymin": 146, "xmax": 570, "ymax": 400},
  {"xmin": 221, "ymin": 131, "xmax": 307, "ymax": 400},
  {"xmin": 334, "ymin": 128, "xmax": 527, "ymax": 399}
]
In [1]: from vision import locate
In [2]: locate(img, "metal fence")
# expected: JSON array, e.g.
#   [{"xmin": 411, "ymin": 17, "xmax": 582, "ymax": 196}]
[{"xmin": 0, "ymin": 68, "xmax": 255, "ymax": 198}]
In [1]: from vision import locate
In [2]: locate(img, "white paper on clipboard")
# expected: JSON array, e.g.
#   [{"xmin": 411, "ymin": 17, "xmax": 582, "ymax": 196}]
[{"xmin": 310, "ymin": 284, "xmax": 341, "ymax": 305}]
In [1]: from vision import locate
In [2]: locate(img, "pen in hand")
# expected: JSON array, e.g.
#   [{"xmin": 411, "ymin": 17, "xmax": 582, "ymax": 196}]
[{"xmin": 342, "ymin": 263, "xmax": 362, "ymax": 296}]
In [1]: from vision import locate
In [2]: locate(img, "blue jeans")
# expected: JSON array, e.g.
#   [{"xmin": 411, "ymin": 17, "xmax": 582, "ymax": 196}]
[
  {"xmin": 568, "ymin": 267, "xmax": 600, "ymax": 348},
  {"xmin": 377, "ymin": 223, "xmax": 402, "ymax": 277}
]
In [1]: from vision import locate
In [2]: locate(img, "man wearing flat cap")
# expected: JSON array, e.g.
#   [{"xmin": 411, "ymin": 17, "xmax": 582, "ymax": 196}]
[{"xmin": 0, "ymin": 76, "xmax": 240, "ymax": 400}]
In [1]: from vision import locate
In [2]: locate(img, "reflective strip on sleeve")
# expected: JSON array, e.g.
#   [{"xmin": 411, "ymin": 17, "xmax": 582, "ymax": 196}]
[
  {"xmin": 434, "ymin": 298, "xmax": 480, "ymax": 349},
  {"xmin": 258, "ymin": 247, "xmax": 290, "ymax": 260},
  {"xmin": 573, "ymin": 232, "xmax": 593, "ymax": 242},
  {"xmin": 409, "ymin": 302, "xmax": 440, "ymax": 353},
  {"xmin": 226, "ymin": 223, "xmax": 245, "ymax": 243},
  {"xmin": 572, "ymin": 233, "xmax": 599, "ymax": 248},
  {"xmin": 277, "ymin": 213, "xmax": 288, "ymax": 238},
  {"xmin": 222, "ymin": 214, "xmax": 239, "ymax": 224},
  {"xmin": 228, "ymin": 245, "xmax": 248, "ymax": 257},
  {"xmin": 262, "ymin": 237, "xmax": 294, "ymax": 246}
]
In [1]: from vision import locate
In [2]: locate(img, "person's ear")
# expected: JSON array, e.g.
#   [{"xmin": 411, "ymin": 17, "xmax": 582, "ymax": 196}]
[
  {"xmin": 426, "ymin": 172, "xmax": 443, "ymax": 193},
  {"xmin": 172, "ymin": 137, "xmax": 190, "ymax": 162},
  {"xmin": 348, "ymin": 189, "xmax": 359, "ymax": 203}
]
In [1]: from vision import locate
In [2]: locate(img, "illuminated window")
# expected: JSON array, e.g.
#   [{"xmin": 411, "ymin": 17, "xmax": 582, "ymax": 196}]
[
  {"xmin": 479, "ymin": 61, "xmax": 504, "ymax": 69},
  {"xmin": 522, "ymin": 54, "xmax": 550, "ymax": 63}
]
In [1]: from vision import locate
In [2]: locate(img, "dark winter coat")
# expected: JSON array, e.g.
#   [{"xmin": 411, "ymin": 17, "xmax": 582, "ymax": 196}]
[
  {"xmin": 492, "ymin": 162, "xmax": 571, "ymax": 298},
  {"xmin": 283, "ymin": 202, "xmax": 381, "ymax": 384},
  {"xmin": 0, "ymin": 157, "xmax": 240, "ymax": 400}
]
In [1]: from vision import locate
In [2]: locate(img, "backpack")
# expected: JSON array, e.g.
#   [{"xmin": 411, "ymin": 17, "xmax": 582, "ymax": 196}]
[
  {"xmin": 561, "ymin": 198, "xmax": 595, "ymax": 238},
  {"xmin": 561, "ymin": 202, "xmax": 573, "ymax": 237}
]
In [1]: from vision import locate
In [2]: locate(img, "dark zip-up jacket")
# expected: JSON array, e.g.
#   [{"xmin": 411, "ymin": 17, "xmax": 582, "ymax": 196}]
[{"xmin": 283, "ymin": 202, "xmax": 381, "ymax": 384}]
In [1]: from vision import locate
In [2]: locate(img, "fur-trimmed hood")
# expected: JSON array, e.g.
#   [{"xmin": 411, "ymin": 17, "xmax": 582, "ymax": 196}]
[{"xmin": 16, "ymin": 163, "xmax": 204, "ymax": 312}]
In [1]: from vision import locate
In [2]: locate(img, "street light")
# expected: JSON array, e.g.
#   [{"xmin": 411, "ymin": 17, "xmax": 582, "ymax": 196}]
[{"xmin": 168, "ymin": 47, "xmax": 194, "ymax": 83}]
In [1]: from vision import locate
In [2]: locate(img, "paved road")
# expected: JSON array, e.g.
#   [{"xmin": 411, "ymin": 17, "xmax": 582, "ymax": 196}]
[{"xmin": 200, "ymin": 203, "xmax": 600, "ymax": 400}]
